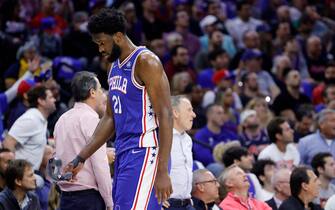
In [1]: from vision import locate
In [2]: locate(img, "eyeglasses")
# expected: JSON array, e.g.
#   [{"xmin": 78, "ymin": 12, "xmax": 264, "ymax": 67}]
[{"xmin": 195, "ymin": 179, "xmax": 219, "ymax": 185}]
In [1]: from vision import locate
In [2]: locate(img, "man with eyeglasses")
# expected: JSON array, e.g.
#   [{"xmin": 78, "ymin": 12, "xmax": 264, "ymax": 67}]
[{"xmin": 191, "ymin": 169, "xmax": 220, "ymax": 210}]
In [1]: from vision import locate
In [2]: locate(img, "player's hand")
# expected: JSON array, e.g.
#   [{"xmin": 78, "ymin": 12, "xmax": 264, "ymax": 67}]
[
  {"xmin": 62, "ymin": 155, "xmax": 85, "ymax": 181},
  {"xmin": 154, "ymin": 170, "xmax": 172, "ymax": 204},
  {"xmin": 162, "ymin": 200, "xmax": 170, "ymax": 209},
  {"xmin": 106, "ymin": 147, "xmax": 115, "ymax": 164}
]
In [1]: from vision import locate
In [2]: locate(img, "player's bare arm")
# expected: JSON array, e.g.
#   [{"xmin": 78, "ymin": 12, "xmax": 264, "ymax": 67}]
[
  {"xmin": 64, "ymin": 98, "xmax": 115, "ymax": 176},
  {"xmin": 135, "ymin": 51, "xmax": 173, "ymax": 203}
]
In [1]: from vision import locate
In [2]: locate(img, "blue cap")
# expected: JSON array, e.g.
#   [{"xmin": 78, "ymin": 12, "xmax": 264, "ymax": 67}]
[{"xmin": 241, "ymin": 49, "xmax": 262, "ymax": 61}]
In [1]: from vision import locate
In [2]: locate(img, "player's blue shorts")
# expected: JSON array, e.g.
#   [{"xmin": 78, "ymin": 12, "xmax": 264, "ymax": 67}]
[{"xmin": 113, "ymin": 147, "xmax": 161, "ymax": 210}]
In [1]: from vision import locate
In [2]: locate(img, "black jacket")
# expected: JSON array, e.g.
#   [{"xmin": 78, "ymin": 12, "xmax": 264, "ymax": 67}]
[
  {"xmin": 0, "ymin": 187, "xmax": 41, "ymax": 210},
  {"xmin": 266, "ymin": 197, "xmax": 278, "ymax": 210},
  {"xmin": 279, "ymin": 196, "xmax": 322, "ymax": 210}
]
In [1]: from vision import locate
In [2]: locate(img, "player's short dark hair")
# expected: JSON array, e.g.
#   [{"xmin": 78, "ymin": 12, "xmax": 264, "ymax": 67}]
[
  {"xmin": 27, "ymin": 85, "xmax": 48, "ymax": 108},
  {"xmin": 71, "ymin": 71, "xmax": 98, "ymax": 102},
  {"xmin": 222, "ymin": 146, "xmax": 248, "ymax": 167},
  {"xmin": 267, "ymin": 117, "xmax": 286, "ymax": 143},
  {"xmin": 5, "ymin": 159, "xmax": 32, "ymax": 190},
  {"xmin": 290, "ymin": 166, "xmax": 312, "ymax": 197},
  {"xmin": 251, "ymin": 159, "xmax": 275, "ymax": 186},
  {"xmin": 88, "ymin": 8, "xmax": 127, "ymax": 35},
  {"xmin": 311, "ymin": 152, "xmax": 333, "ymax": 176}
]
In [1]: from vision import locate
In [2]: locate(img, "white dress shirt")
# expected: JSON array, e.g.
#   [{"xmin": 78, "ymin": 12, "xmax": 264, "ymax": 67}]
[{"xmin": 170, "ymin": 129, "xmax": 193, "ymax": 199}]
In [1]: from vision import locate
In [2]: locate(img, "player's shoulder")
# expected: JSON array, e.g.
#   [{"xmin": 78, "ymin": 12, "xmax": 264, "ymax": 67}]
[{"xmin": 137, "ymin": 50, "xmax": 161, "ymax": 65}]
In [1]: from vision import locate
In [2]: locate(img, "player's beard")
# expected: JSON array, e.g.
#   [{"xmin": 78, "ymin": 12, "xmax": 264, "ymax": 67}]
[{"xmin": 108, "ymin": 41, "xmax": 122, "ymax": 62}]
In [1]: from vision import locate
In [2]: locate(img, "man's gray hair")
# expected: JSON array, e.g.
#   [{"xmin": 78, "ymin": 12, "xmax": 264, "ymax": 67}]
[
  {"xmin": 218, "ymin": 164, "xmax": 238, "ymax": 187},
  {"xmin": 271, "ymin": 168, "xmax": 291, "ymax": 190},
  {"xmin": 316, "ymin": 109, "xmax": 335, "ymax": 125},
  {"xmin": 171, "ymin": 95, "xmax": 189, "ymax": 109},
  {"xmin": 192, "ymin": 169, "xmax": 210, "ymax": 192}
]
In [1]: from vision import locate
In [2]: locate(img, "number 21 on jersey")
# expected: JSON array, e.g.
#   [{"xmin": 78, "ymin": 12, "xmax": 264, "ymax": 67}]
[{"xmin": 112, "ymin": 95, "xmax": 122, "ymax": 114}]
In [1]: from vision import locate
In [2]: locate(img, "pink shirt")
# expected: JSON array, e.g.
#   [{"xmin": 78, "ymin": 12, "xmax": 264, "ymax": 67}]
[
  {"xmin": 54, "ymin": 102, "xmax": 112, "ymax": 207},
  {"xmin": 220, "ymin": 192, "xmax": 272, "ymax": 210}
]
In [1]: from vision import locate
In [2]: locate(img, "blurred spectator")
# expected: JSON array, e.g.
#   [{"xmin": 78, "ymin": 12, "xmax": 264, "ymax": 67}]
[
  {"xmin": 62, "ymin": 11, "xmax": 98, "ymax": 64},
  {"xmin": 241, "ymin": 49, "xmax": 280, "ymax": 101},
  {"xmin": 245, "ymin": 97, "xmax": 274, "ymax": 129},
  {"xmin": 0, "ymin": 159, "xmax": 40, "ymax": 210},
  {"xmin": 171, "ymin": 72, "xmax": 192, "ymax": 95},
  {"xmin": 164, "ymin": 45, "xmax": 196, "ymax": 81},
  {"xmin": 294, "ymin": 104, "xmax": 315, "ymax": 142},
  {"xmin": 44, "ymin": 79, "xmax": 67, "ymax": 136},
  {"xmin": 198, "ymin": 17, "xmax": 236, "ymax": 59},
  {"xmin": 225, "ymin": 1, "xmax": 263, "ymax": 49},
  {"xmin": 140, "ymin": 0, "xmax": 165, "ymax": 41},
  {"xmin": 184, "ymin": 83, "xmax": 206, "ymax": 132},
  {"xmin": 229, "ymin": 30, "xmax": 260, "ymax": 70},
  {"xmin": 258, "ymin": 117, "xmax": 300, "ymax": 168},
  {"xmin": 298, "ymin": 109, "xmax": 335, "ymax": 165},
  {"xmin": 219, "ymin": 165, "xmax": 272, "ymax": 210},
  {"xmin": 206, "ymin": 0, "xmax": 226, "ymax": 24},
  {"xmin": 0, "ymin": 0, "xmax": 27, "ymax": 42},
  {"xmin": 273, "ymin": 22, "xmax": 292, "ymax": 55},
  {"xmin": 191, "ymin": 169, "xmax": 220, "ymax": 210},
  {"xmin": 271, "ymin": 69, "xmax": 311, "ymax": 122},
  {"xmin": 35, "ymin": 145, "xmax": 53, "ymax": 210},
  {"xmin": 165, "ymin": 96, "xmax": 195, "ymax": 209},
  {"xmin": 193, "ymin": 104, "xmax": 236, "ymax": 166},
  {"xmin": 172, "ymin": 10, "xmax": 200, "ymax": 58},
  {"xmin": 312, "ymin": 61, "xmax": 335, "ymax": 105},
  {"xmin": 165, "ymin": 32, "xmax": 184, "ymax": 54},
  {"xmin": 3, "ymin": 86, "xmax": 56, "ymax": 171},
  {"xmin": 315, "ymin": 84, "xmax": 335, "ymax": 113},
  {"xmin": 197, "ymin": 48, "xmax": 230, "ymax": 89},
  {"xmin": 6, "ymin": 78, "xmax": 36, "ymax": 130},
  {"xmin": 149, "ymin": 38, "xmax": 167, "ymax": 63},
  {"xmin": 222, "ymin": 146, "xmax": 264, "ymax": 200},
  {"xmin": 304, "ymin": 35, "xmax": 329, "ymax": 81},
  {"xmin": 196, "ymin": 28, "xmax": 234, "ymax": 71},
  {"xmin": 271, "ymin": 55, "xmax": 292, "ymax": 91},
  {"xmin": 240, "ymin": 72, "xmax": 265, "ymax": 107},
  {"xmin": 238, "ymin": 109, "xmax": 269, "ymax": 156},
  {"xmin": 30, "ymin": 0, "xmax": 68, "ymax": 35},
  {"xmin": 282, "ymin": 38, "xmax": 309, "ymax": 79},
  {"xmin": 215, "ymin": 88, "xmax": 240, "ymax": 125},
  {"xmin": 251, "ymin": 159, "xmax": 276, "ymax": 201},
  {"xmin": 266, "ymin": 168, "xmax": 291, "ymax": 210},
  {"xmin": 304, "ymin": 5, "xmax": 331, "ymax": 39},
  {"xmin": 311, "ymin": 152, "xmax": 335, "ymax": 208},
  {"xmin": 279, "ymin": 166, "xmax": 322, "ymax": 210},
  {"xmin": 3, "ymin": 41, "xmax": 47, "ymax": 89},
  {"xmin": 0, "ymin": 68, "xmax": 36, "ymax": 140},
  {"xmin": 0, "ymin": 149, "xmax": 15, "ymax": 191},
  {"xmin": 120, "ymin": 1, "xmax": 144, "ymax": 45}
]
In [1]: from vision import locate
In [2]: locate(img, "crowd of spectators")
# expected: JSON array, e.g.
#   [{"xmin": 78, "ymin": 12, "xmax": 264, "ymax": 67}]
[{"xmin": 0, "ymin": 0, "xmax": 335, "ymax": 209}]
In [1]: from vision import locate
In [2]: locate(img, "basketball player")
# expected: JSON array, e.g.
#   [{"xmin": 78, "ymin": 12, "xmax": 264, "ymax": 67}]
[{"xmin": 63, "ymin": 8, "xmax": 173, "ymax": 210}]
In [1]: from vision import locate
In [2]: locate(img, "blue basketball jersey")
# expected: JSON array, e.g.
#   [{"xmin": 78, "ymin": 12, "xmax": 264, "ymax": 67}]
[{"xmin": 108, "ymin": 47, "xmax": 159, "ymax": 154}]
